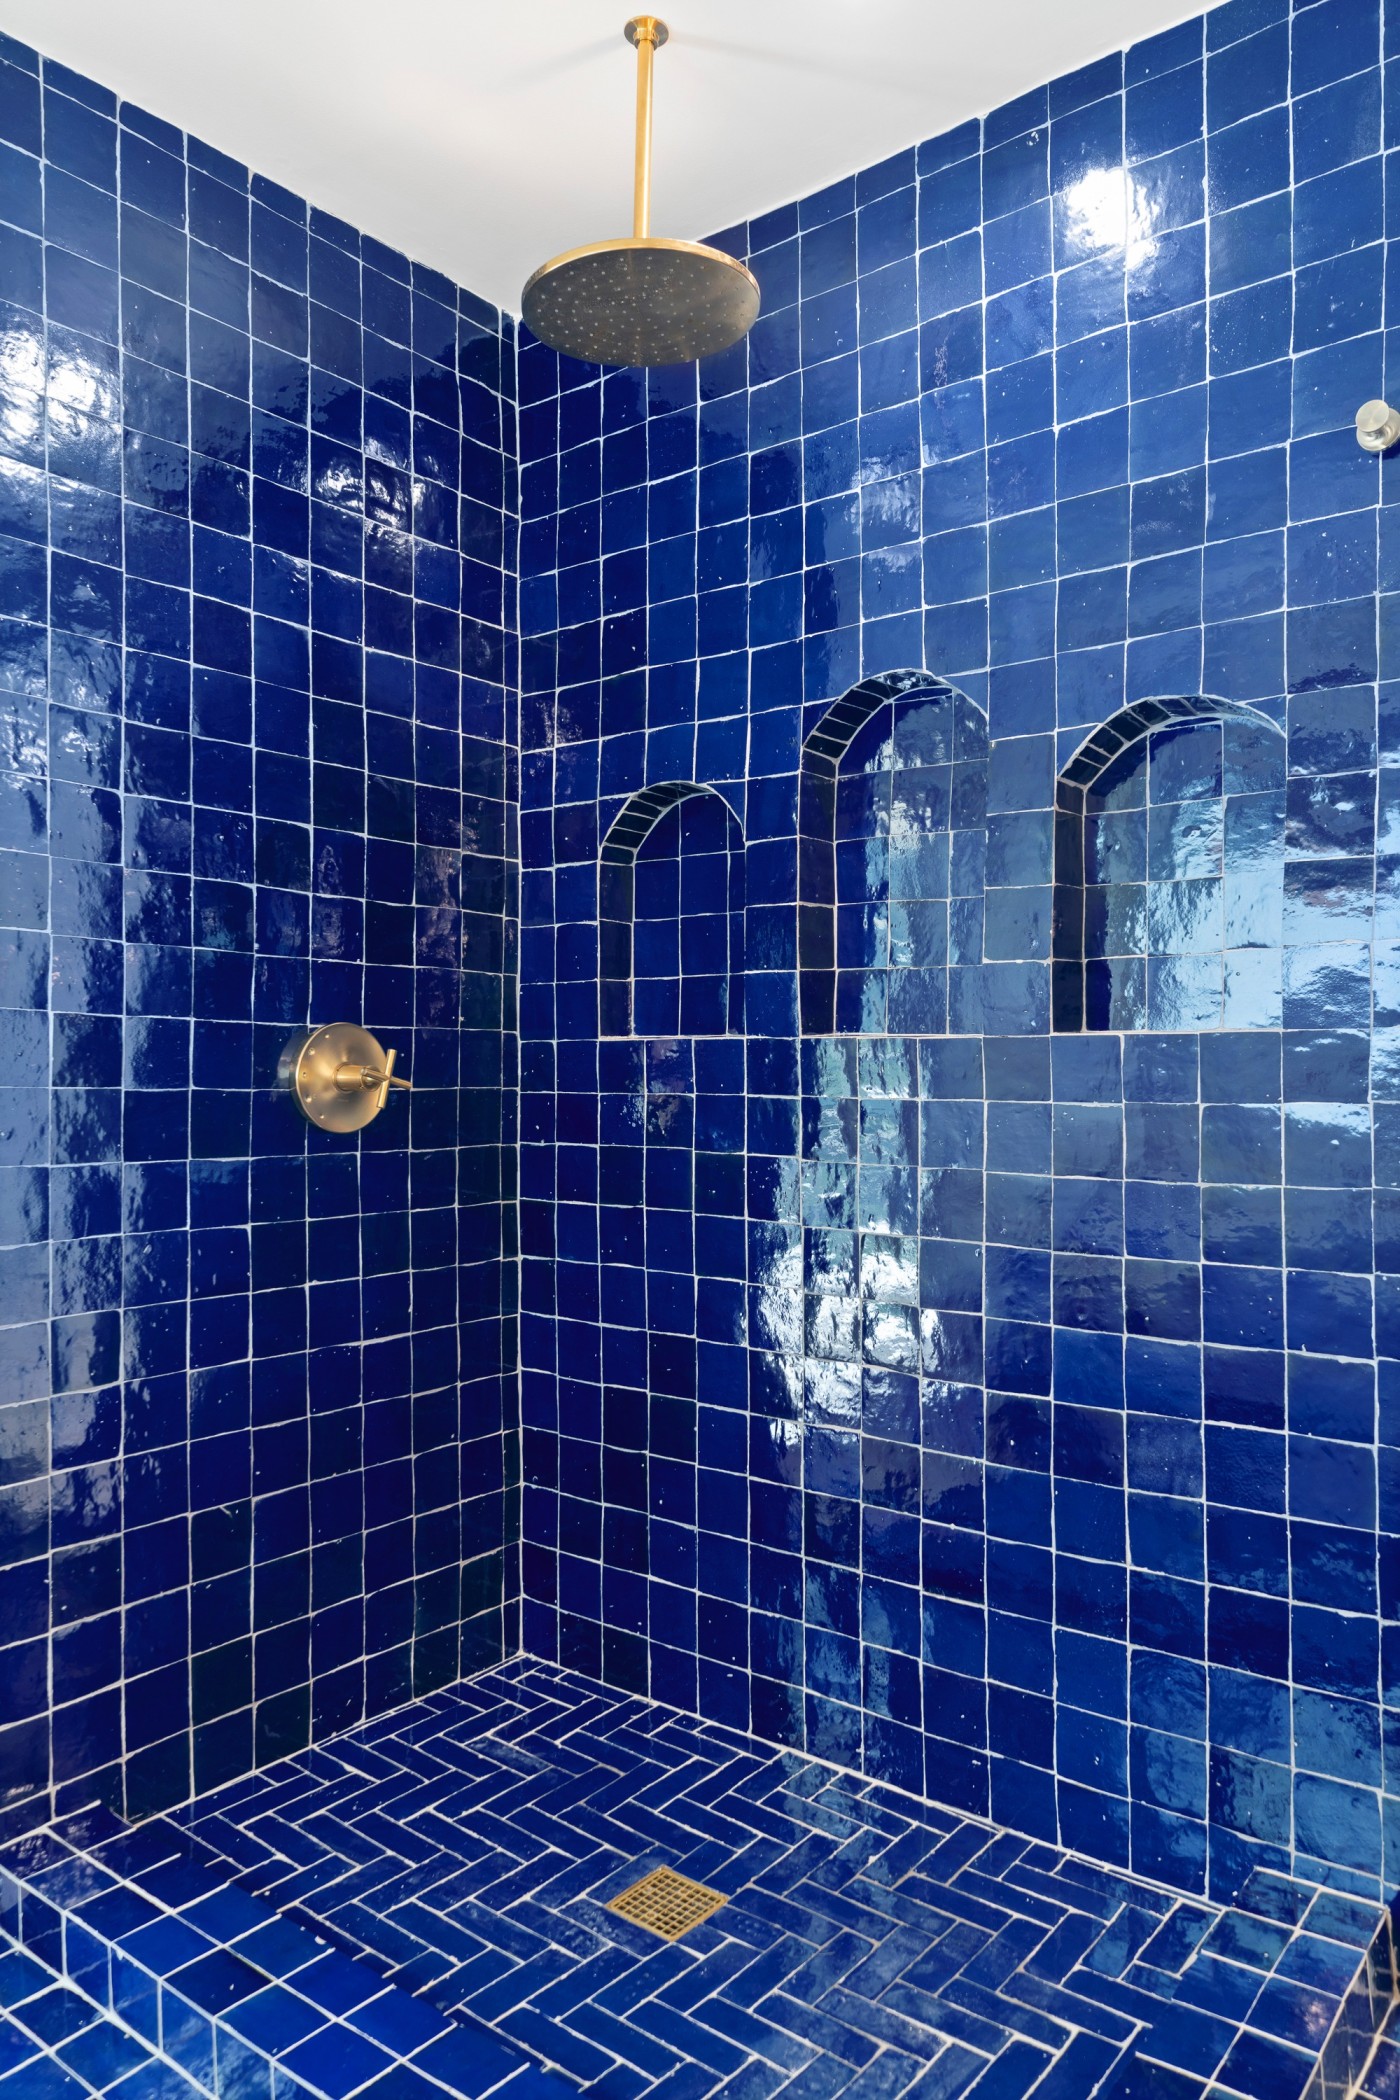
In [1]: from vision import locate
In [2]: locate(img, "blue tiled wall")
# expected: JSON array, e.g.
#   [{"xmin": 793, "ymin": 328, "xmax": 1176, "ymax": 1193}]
[
  {"xmin": 11, "ymin": 0, "xmax": 1400, "ymax": 1921},
  {"xmin": 518, "ymin": 0, "xmax": 1400, "ymax": 1902},
  {"xmin": 0, "ymin": 32, "xmax": 519, "ymax": 1820}
]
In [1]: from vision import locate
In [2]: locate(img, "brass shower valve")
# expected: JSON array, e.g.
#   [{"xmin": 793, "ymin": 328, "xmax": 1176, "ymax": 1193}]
[{"xmin": 279, "ymin": 1024, "xmax": 413, "ymax": 1132}]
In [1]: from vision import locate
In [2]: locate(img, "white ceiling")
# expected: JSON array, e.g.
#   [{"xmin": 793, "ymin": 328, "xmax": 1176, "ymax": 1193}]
[{"xmin": 9, "ymin": 1, "xmax": 1218, "ymax": 315}]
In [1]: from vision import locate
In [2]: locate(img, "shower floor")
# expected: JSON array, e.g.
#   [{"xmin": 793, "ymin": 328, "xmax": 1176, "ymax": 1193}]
[{"xmin": 149, "ymin": 1660, "xmax": 1385, "ymax": 2100}]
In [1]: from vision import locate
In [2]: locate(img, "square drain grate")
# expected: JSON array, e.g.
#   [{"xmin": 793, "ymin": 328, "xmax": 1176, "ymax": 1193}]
[{"xmin": 606, "ymin": 1865, "xmax": 727, "ymax": 1939}]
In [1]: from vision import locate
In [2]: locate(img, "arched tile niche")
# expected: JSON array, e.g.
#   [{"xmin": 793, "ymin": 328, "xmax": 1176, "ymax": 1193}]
[
  {"xmin": 598, "ymin": 781, "xmax": 745, "ymax": 1037},
  {"xmin": 1052, "ymin": 696, "xmax": 1287, "ymax": 1033},
  {"xmin": 798, "ymin": 670, "xmax": 989, "ymax": 1036}
]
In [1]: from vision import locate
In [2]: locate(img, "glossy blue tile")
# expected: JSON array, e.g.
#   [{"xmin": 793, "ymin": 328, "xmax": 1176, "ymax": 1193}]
[
  {"xmin": 10, "ymin": 1, "xmax": 1400, "ymax": 2054},
  {"xmin": 510, "ymin": 0, "xmax": 1400, "ymax": 1931},
  {"xmin": 0, "ymin": 37, "xmax": 518, "ymax": 1826}
]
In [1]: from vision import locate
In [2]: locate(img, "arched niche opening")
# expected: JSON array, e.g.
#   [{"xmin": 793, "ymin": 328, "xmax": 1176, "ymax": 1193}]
[
  {"xmin": 798, "ymin": 671, "xmax": 989, "ymax": 1036},
  {"xmin": 599, "ymin": 782, "xmax": 745, "ymax": 1038},
  {"xmin": 1052, "ymin": 695, "xmax": 1286, "ymax": 1033}
]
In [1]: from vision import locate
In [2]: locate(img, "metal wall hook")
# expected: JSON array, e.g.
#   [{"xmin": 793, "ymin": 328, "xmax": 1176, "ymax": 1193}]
[
  {"xmin": 279, "ymin": 1024, "xmax": 412, "ymax": 1132},
  {"xmin": 1356, "ymin": 399, "xmax": 1400, "ymax": 452}
]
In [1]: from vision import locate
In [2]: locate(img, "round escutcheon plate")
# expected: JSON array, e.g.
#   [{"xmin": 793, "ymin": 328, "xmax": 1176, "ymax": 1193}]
[{"xmin": 278, "ymin": 1023, "xmax": 392, "ymax": 1133}]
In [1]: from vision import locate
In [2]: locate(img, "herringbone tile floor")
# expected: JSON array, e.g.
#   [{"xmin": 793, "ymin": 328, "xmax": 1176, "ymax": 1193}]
[{"xmin": 168, "ymin": 1662, "xmax": 1385, "ymax": 2100}]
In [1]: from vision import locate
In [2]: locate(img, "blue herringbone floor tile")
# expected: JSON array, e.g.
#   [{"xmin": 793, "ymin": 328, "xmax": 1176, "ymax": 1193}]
[{"xmin": 146, "ymin": 1660, "xmax": 1386, "ymax": 2100}]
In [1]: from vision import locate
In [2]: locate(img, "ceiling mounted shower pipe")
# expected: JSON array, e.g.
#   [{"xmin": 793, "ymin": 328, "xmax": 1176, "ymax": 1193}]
[
  {"xmin": 520, "ymin": 16, "xmax": 760, "ymax": 368},
  {"xmin": 631, "ymin": 13, "xmax": 660, "ymax": 244}
]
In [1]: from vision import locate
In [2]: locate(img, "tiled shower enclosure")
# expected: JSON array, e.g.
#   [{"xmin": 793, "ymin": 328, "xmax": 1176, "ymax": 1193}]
[
  {"xmin": 517, "ymin": 0, "xmax": 1400, "ymax": 1911},
  {"xmin": 5, "ymin": 0, "xmax": 1400, "ymax": 2093}
]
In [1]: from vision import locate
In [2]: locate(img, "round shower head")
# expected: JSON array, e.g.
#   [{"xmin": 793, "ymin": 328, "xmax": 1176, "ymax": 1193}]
[
  {"xmin": 521, "ymin": 16, "xmax": 761, "ymax": 368},
  {"xmin": 522, "ymin": 235, "xmax": 760, "ymax": 367}
]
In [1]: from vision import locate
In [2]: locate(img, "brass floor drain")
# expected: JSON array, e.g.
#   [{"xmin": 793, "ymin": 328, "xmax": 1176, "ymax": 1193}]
[{"xmin": 606, "ymin": 1865, "xmax": 727, "ymax": 1939}]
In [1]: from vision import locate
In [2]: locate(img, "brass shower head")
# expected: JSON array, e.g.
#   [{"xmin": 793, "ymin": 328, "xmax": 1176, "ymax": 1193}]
[{"xmin": 521, "ymin": 17, "xmax": 760, "ymax": 368}]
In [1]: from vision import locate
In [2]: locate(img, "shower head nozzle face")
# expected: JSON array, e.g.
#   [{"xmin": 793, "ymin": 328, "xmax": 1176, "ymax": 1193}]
[{"xmin": 521, "ymin": 236, "xmax": 760, "ymax": 367}]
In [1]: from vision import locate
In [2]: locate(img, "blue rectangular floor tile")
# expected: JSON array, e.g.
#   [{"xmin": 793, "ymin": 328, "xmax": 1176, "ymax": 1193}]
[{"xmin": 4, "ymin": 1662, "xmax": 1387, "ymax": 2100}]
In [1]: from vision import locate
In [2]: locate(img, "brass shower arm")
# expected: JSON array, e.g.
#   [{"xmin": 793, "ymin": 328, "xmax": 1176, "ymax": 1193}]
[{"xmin": 625, "ymin": 16, "xmax": 669, "ymax": 240}]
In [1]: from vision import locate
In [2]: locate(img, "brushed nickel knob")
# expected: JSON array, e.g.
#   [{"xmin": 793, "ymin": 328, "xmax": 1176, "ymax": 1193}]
[
  {"xmin": 1356, "ymin": 399, "xmax": 1400, "ymax": 452},
  {"xmin": 278, "ymin": 1024, "xmax": 412, "ymax": 1132}
]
